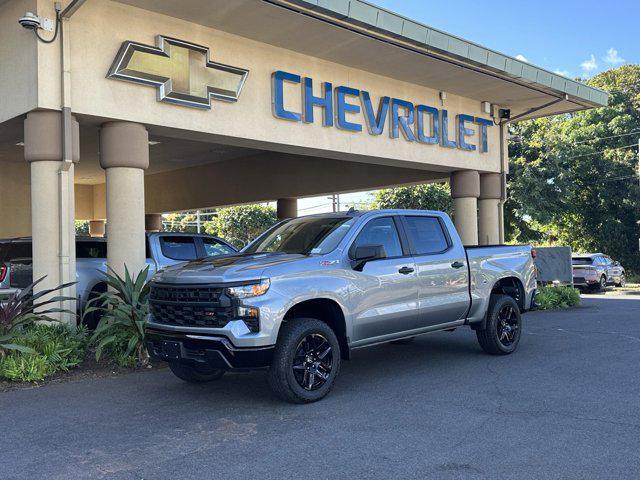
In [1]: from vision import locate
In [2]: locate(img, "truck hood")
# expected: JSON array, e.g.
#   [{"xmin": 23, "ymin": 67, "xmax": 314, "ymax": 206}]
[{"xmin": 151, "ymin": 252, "xmax": 308, "ymax": 284}]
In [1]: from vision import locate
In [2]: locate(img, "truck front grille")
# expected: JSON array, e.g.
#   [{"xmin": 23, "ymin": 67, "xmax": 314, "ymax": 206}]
[{"xmin": 149, "ymin": 284, "xmax": 234, "ymax": 329}]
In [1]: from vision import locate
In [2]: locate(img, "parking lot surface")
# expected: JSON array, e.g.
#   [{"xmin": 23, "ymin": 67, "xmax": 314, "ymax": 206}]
[{"xmin": 2, "ymin": 295, "xmax": 639, "ymax": 480}]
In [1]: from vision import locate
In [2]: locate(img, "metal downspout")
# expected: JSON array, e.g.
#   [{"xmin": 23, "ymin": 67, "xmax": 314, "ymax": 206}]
[{"xmin": 58, "ymin": 0, "xmax": 88, "ymax": 320}]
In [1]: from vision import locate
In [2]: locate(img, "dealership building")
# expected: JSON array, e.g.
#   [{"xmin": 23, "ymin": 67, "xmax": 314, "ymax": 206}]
[{"xmin": 0, "ymin": 0, "xmax": 607, "ymax": 319}]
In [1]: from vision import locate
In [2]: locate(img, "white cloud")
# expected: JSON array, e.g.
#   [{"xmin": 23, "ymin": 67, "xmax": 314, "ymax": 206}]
[
  {"xmin": 554, "ymin": 69, "xmax": 570, "ymax": 77},
  {"xmin": 580, "ymin": 54, "xmax": 598, "ymax": 72},
  {"xmin": 515, "ymin": 54, "xmax": 528, "ymax": 63},
  {"xmin": 604, "ymin": 47, "xmax": 625, "ymax": 65}
]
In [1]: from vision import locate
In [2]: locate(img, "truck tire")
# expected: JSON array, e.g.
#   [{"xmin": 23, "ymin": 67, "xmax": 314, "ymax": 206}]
[
  {"xmin": 169, "ymin": 362, "xmax": 225, "ymax": 383},
  {"xmin": 597, "ymin": 275, "xmax": 607, "ymax": 292},
  {"xmin": 268, "ymin": 318, "xmax": 341, "ymax": 404},
  {"xmin": 476, "ymin": 294, "xmax": 522, "ymax": 355}
]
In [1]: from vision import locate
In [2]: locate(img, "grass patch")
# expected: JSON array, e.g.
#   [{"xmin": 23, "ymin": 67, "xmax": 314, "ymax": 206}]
[
  {"xmin": 535, "ymin": 285, "xmax": 581, "ymax": 310},
  {"xmin": 0, "ymin": 324, "xmax": 89, "ymax": 382}
]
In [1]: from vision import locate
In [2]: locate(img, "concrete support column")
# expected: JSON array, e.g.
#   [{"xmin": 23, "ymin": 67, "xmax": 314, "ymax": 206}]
[
  {"xmin": 450, "ymin": 170, "xmax": 480, "ymax": 246},
  {"xmin": 478, "ymin": 173, "xmax": 502, "ymax": 245},
  {"xmin": 145, "ymin": 214, "xmax": 163, "ymax": 232},
  {"xmin": 100, "ymin": 122, "xmax": 149, "ymax": 277},
  {"xmin": 277, "ymin": 198, "xmax": 297, "ymax": 220},
  {"xmin": 89, "ymin": 220, "xmax": 105, "ymax": 238},
  {"xmin": 24, "ymin": 111, "xmax": 79, "ymax": 324}
]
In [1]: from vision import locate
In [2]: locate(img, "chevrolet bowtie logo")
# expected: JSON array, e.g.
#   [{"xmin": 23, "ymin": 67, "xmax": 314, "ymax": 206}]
[{"xmin": 107, "ymin": 35, "xmax": 249, "ymax": 109}]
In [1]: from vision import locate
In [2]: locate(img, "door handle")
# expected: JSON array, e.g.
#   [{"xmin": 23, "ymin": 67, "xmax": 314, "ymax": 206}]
[
  {"xmin": 398, "ymin": 266, "xmax": 415, "ymax": 275},
  {"xmin": 451, "ymin": 261, "xmax": 465, "ymax": 269}
]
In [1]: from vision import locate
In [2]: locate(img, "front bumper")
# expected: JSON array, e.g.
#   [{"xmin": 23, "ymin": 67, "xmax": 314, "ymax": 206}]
[{"xmin": 145, "ymin": 326, "xmax": 275, "ymax": 371}]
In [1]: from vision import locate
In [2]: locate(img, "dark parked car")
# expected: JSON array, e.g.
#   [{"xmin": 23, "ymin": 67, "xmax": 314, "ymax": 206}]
[{"xmin": 572, "ymin": 253, "xmax": 625, "ymax": 292}]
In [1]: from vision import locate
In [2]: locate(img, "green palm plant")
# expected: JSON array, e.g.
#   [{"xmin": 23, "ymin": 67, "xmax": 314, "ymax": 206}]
[
  {"xmin": 87, "ymin": 265, "xmax": 151, "ymax": 366},
  {"xmin": 0, "ymin": 277, "xmax": 76, "ymax": 358}
]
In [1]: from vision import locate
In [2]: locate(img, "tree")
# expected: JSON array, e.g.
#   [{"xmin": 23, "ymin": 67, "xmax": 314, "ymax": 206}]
[
  {"xmin": 204, "ymin": 204, "xmax": 278, "ymax": 249},
  {"xmin": 506, "ymin": 65, "xmax": 640, "ymax": 273},
  {"xmin": 163, "ymin": 212, "xmax": 198, "ymax": 233},
  {"xmin": 372, "ymin": 183, "xmax": 453, "ymax": 214}
]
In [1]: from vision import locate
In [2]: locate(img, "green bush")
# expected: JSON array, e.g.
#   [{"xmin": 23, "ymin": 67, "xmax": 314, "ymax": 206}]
[
  {"xmin": 535, "ymin": 286, "xmax": 581, "ymax": 310},
  {"xmin": 0, "ymin": 324, "xmax": 88, "ymax": 382},
  {"xmin": 0, "ymin": 354, "xmax": 50, "ymax": 382}
]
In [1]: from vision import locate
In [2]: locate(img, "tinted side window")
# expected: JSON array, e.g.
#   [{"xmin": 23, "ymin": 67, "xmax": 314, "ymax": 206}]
[
  {"xmin": 76, "ymin": 241, "xmax": 107, "ymax": 259},
  {"xmin": 0, "ymin": 242, "xmax": 32, "ymax": 261},
  {"xmin": 203, "ymin": 238, "xmax": 236, "ymax": 257},
  {"xmin": 403, "ymin": 216, "xmax": 449, "ymax": 255},
  {"xmin": 351, "ymin": 217, "xmax": 403, "ymax": 258},
  {"xmin": 160, "ymin": 236, "xmax": 198, "ymax": 261}
]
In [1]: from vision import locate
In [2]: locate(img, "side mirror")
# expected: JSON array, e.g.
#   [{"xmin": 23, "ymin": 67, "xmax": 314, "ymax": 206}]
[
  {"xmin": 353, "ymin": 244, "xmax": 386, "ymax": 271},
  {"xmin": 614, "ymin": 261, "xmax": 620, "ymax": 266}
]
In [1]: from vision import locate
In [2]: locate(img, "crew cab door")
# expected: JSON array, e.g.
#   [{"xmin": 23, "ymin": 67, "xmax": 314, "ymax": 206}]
[
  {"xmin": 400, "ymin": 215, "xmax": 469, "ymax": 327},
  {"xmin": 348, "ymin": 216, "xmax": 418, "ymax": 342}
]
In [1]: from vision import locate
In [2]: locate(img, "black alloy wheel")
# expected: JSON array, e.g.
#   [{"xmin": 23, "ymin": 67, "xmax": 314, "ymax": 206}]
[
  {"xmin": 292, "ymin": 333, "xmax": 334, "ymax": 391},
  {"xmin": 268, "ymin": 318, "xmax": 341, "ymax": 403},
  {"xmin": 496, "ymin": 304, "xmax": 519, "ymax": 348},
  {"xmin": 476, "ymin": 294, "xmax": 522, "ymax": 355}
]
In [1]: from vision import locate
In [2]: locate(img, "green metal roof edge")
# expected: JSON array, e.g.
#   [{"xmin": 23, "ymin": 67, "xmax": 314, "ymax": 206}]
[{"xmin": 278, "ymin": 0, "xmax": 609, "ymax": 108}]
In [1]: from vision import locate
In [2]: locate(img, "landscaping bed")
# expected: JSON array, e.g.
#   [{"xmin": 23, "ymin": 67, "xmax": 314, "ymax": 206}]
[{"xmin": 0, "ymin": 354, "xmax": 161, "ymax": 393}]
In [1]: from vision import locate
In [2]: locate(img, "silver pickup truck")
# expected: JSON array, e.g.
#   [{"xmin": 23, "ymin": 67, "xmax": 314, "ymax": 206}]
[
  {"xmin": 0, "ymin": 233, "xmax": 236, "ymax": 327},
  {"xmin": 146, "ymin": 209, "xmax": 536, "ymax": 403}
]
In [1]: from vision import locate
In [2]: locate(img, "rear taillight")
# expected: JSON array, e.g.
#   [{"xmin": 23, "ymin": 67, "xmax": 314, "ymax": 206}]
[
  {"xmin": 531, "ymin": 249, "xmax": 537, "ymax": 259},
  {"xmin": 0, "ymin": 264, "xmax": 6, "ymax": 282}
]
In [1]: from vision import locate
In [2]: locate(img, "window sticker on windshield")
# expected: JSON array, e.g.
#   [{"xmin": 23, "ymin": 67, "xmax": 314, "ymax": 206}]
[{"xmin": 310, "ymin": 248, "xmax": 322, "ymax": 254}]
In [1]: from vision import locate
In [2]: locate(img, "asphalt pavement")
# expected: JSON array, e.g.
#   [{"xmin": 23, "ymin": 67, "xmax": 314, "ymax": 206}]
[{"xmin": 1, "ymin": 295, "xmax": 639, "ymax": 480}]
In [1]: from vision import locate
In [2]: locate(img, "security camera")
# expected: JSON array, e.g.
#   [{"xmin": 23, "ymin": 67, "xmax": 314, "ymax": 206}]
[{"xmin": 18, "ymin": 12, "xmax": 42, "ymax": 30}]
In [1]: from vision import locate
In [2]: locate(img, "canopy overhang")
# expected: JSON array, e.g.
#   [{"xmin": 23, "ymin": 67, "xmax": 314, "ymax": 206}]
[{"xmin": 114, "ymin": 0, "xmax": 608, "ymax": 121}]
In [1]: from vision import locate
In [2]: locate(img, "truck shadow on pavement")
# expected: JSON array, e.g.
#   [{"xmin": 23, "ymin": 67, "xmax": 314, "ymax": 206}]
[{"xmin": 151, "ymin": 330, "xmax": 490, "ymax": 407}]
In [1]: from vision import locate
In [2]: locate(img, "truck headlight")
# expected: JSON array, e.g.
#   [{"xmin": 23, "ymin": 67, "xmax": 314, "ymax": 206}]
[{"xmin": 226, "ymin": 279, "xmax": 270, "ymax": 298}]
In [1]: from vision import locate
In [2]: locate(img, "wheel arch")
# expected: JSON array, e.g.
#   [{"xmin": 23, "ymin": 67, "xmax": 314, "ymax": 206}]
[
  {"xmin": 282, "ymin": 298, "xmax": 350, "ymax": 360},
  {"xmin": 491, "ymin": 276, "xmax": 526, "ymax": 312}
]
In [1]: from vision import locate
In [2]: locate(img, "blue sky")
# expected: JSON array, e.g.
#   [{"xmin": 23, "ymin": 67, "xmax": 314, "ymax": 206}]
[
  {"xmin": 298, "ymin": 0, "xmax": 637, "ymax": 213},
  {"xmin": 375, "ymin": 0, "xmax": 638, "ymax": 79}
]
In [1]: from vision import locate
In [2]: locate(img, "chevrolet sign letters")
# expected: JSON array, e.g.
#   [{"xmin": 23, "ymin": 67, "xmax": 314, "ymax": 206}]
[{"xmin": 272, "ymin": 70, "xmax": 492, "ymax": 153}]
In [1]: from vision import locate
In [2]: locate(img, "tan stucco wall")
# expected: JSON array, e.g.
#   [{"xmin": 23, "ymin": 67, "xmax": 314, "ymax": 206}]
[
  {"xmin": 75, "ymin": 184, "xmax": 93, "ymax": 220},
  {"xmin": 145, "ymin": 152, "xmax": 442, "ymax": 213},
  {"xmin": 0, "ymin": 161, "xmax": 31, "ymax": 238},
  {"xmin": 0, "ymin": 0, "xmax": 38, "ymax": 123},
  {"xmin": 75, "ymin": 183, "xmax": 106, "ymax": 220},
  {"xmin": 35, "ymin": 0, "xmax": 501, "ymax": 174}
]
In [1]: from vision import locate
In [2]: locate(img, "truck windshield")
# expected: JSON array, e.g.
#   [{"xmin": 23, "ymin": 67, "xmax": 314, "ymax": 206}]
[{"xmin": 244, "ymin": 216, "xmax": 356, "ymax": 255}]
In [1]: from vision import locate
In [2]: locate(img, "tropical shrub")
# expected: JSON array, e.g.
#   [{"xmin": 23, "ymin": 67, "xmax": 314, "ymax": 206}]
[
  {"xmin": 0, "ymin": 277, "xmax": 75, "ymax": 358},
  {"xmin": 0, "ymin": 324, "xmax": 88, "ymax": 382},
  {"xmin": 0, "ymin": 354, "xmax": 49, "ymax": 382},
  {"xmin": 535, "ymin": 286, "xmax": 581, "ymax": 310},
  {"xmin": 88, "ymin": 266, "xmax": 151, "ymax": 367}
]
